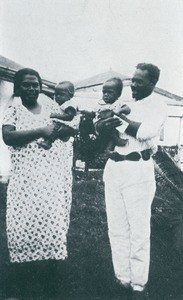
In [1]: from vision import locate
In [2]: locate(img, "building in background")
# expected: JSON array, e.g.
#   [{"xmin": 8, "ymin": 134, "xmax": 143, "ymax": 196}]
[
  {"xmin": 0, "ymin": 56, "xmax": 24, "ymax": 180},
  {"xmin": 74, "ymin": 70, "xmax": 183, "ymax": 170},
  {"xmin": 0, "ymin": 56, "xmax": 183, "ymax": 179}
]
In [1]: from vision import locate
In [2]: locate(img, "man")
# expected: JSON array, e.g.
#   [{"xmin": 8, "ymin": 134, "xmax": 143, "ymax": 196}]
[{"xmin": 96, "ymin": 63, "xmax": 167, "ymax": 299}]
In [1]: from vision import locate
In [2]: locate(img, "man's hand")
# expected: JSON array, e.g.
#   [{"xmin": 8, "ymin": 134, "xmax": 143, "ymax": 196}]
[
  {"xmin": 95, "ymin": 117, "xmax": 122, "ymax": 134},
  {"xmin": 113, "ymin": 104, "xmax": 131, "ymax": 116},
  {"xmin": 116, "ymin": 114, "xmax": 130, "ymax": 122}
]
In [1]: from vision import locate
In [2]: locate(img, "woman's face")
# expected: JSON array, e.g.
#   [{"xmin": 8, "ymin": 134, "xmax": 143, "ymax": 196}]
[{"xmin": 19, "ymin": 74, "xmax": 41, "ymax": 107}]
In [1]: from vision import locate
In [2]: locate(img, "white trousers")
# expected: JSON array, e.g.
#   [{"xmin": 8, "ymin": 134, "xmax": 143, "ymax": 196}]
[{"xmin": 103, "ymin": 158, "xmax": 156, "ymax": 291}]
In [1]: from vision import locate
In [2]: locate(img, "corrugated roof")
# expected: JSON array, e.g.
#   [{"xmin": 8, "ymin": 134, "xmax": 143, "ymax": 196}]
[
  {"xmin": 0, "ymin": 56, "xmax": 183, "ymax": 104},
  {"xmin": 75, "ymin": 69, "xmax": 129, "ymax": 89},
  {"xmin": 75, "ymin": 69, "xmax": 183, "ymax": 104},
  {"xmin": 154, "ymin": 87, "xmax": 183, "ymax": 102},
  {"xmin": 0, "ymin": 55, "xmax": 23, "ymax": 70}
]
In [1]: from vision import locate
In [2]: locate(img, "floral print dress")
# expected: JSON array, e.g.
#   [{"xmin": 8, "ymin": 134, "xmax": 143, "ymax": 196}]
[{"xmin": 3, "ymin": 96, "xmax": 74, "ymax": 263}]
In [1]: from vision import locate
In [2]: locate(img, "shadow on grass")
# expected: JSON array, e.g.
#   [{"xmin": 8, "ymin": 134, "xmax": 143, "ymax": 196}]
[{"xmin": 1, "ymin": 166, "xmax": 183, "ymax": 299}]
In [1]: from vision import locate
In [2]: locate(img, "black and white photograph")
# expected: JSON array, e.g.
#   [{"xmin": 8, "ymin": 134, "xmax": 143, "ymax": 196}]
[{"xmin": 0, "ymin": 1, "xmax": 183, "ymax": 299}]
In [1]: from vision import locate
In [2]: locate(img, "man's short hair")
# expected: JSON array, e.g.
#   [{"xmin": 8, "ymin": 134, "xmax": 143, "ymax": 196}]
[
  {"xmin": 14, "ymin": 68, "xmax": 42, "ymax": 96},
  {"xmin": 136, "ymin": 63, "xmax": 160, "ymax": 85},
  {"xmin": 106, "ymin": 77, "xmax": 123, "ymax": 97}
]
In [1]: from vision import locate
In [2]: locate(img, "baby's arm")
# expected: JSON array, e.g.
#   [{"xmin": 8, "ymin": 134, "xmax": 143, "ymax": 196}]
[
  {"xmin": 62, "ymin": 106, "xmax": 76, "ymax": 121},
  {"xmin": 113, "ymin": 104, "xmax": 131, "ymax": 117},
  {"xmin": 50, "ymin": 106, "xmax": 76, "ymax": 121},
  {"xmin": 98, "ymin": 109, "xmax": 114, "ymax": 119}
]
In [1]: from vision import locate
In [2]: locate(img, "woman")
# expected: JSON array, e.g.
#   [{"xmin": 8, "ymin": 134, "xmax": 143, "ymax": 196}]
[{"xmin": 2, "ymin": 68, "xmax": 76, "ymax": 299}]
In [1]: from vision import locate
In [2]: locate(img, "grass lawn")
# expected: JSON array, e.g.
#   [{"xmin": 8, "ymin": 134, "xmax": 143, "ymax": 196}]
[{"xmin": 0, "ymin": 159, "xmax": 183, "ymax": 299}]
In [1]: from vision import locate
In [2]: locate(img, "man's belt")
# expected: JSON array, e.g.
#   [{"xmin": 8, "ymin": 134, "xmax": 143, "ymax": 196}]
[{"xmin": 109, "ymin": 149, "xmax": 151, "ymax": 162}]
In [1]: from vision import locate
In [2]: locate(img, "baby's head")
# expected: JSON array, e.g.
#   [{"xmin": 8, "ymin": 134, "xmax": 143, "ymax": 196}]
[
  {"xmin": 102, "ymin": 77, "xmax": 123, "ymax": 104},
  {"xmin": 55, "ymin": 81, "xmax": 75, "ymax": 105}
]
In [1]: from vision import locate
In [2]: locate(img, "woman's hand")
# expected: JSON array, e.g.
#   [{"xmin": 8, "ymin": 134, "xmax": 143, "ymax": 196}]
[
  {"xmin": 50, "ymin": 112, "xmax": 64, "ymax": 119},
  {"xmin": 50, "ymin": 112, "xmax": 58, "ymax": 118},
  {"xmin": 41, "ymin": 124, "xmax": 56, "ymax": 138},
  {"xmin": 2, "ymin": 124, "xmax": 55, "ymax": 147},
  {"xmin": 58, "ymin": 124, "xmax": 76, "ymax": 139},
  {"xmin": 95, "ymin": 117, "xmax": 122, "ymax": 134}
]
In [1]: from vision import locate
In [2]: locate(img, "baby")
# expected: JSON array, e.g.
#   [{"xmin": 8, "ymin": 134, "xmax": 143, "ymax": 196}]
[
  {"xmin": 95, "ymin": 77, "xmax": 131, "ymax": 154},
  {"xmin": 38, "ymin": 81, "xmax": 77, "ymax": 149}
]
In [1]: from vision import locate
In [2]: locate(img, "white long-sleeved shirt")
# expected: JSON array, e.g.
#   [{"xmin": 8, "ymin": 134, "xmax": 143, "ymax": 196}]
[{"xmin": 114, "ymin": 93, "xmax": 167, "ymax": 155}]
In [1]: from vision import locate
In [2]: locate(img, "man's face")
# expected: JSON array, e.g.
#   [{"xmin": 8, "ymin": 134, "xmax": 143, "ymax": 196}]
[
  {"xmin": 102, "ymin": 81, "xmax": 119, "ymax": 104},
  {"xmin": 19, "ymin": 75, "xmax": 40, "ymax": 106},
  {"xmin": 131, "ymin": 69, "xmax": 154, "ymax": 101},
  {"xmin": 55, "ymin": 85, "xmax": 71, "ymax": 105}
]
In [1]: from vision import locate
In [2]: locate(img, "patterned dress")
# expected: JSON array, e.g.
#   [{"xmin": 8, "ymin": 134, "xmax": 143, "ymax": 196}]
[{"xmin": 3, "ymin": 95, "xmax": 74, "ymax": 263}]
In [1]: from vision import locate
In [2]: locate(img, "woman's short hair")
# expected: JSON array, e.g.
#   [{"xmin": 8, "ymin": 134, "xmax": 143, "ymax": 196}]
[{"xmin": 13, "ymin": 68, "xmax": 42, "ymax": 96}]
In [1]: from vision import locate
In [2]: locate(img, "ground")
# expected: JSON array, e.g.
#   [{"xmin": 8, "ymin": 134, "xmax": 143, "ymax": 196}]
[{"xmin": 0, "ymin": 164, "xmax": 183, "ymax": 300}]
